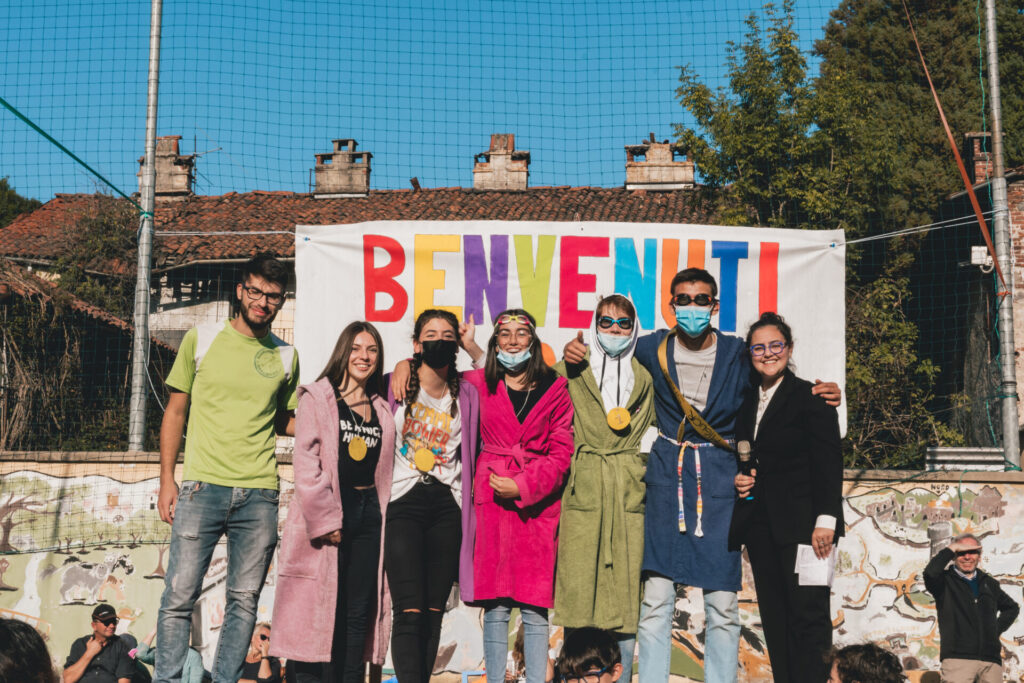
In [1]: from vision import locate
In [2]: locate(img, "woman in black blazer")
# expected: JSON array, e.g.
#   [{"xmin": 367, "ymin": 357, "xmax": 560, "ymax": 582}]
[{"xmin": 728, "ymin": 312, "xmax": 843, "ymax": 683}]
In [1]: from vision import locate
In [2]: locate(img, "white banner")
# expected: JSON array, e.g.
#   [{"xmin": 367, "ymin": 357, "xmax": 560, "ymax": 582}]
[{"xmin": 295, "ymin": 220, "xmax": 846, "ymax": 429}]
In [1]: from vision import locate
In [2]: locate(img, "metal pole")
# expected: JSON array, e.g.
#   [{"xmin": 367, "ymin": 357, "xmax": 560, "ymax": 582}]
[
  {"xmin": 128, "ymin": 0, "xmax": 163, "ymax": 451},
  {"xmin": 984, "ymin": 0, "xmax": 1020, "ymax": 469}
]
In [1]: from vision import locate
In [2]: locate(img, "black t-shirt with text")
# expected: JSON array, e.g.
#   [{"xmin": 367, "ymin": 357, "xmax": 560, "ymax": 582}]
[{"xmin": 338, "ymin": 399, "xmax": 383, "ymax": 488}]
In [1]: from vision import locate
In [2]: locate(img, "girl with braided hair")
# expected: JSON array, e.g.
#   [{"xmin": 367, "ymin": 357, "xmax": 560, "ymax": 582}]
[{"xmin": 384, "ymin": 309, "xmax": 481, "ymax": 683}]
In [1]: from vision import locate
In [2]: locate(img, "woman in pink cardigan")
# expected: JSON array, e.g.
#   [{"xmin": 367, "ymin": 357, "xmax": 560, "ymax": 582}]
[
  {"xmin": 461, "ymin": 309, "xmax": 574, "ymax": 683},
  {"xmin": 271, "ymin": 321, "xmax": 396, "ymax": 683}
]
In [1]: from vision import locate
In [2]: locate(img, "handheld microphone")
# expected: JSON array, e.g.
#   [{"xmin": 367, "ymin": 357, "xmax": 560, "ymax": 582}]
[{"xmin": 737, "ymin": 440, "xmax": 755, "ymax": 501}]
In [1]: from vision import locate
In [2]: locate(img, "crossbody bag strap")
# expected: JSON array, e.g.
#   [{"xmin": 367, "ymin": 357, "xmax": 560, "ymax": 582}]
[{"xmin": 656, "ymin": 331, "xmax": 735, "ymax": 454}]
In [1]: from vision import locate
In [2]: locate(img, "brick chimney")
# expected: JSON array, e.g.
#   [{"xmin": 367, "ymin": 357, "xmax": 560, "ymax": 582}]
[
  {"xmin": 963, "ymin": 132, "xmax": 993, "ymax": 185},
  {"xmin": 137, "ymin": 135, "xmax": 194, "ymax": 200},
  {"xmin": 314, "ymin": 139, "xmax": 372, "ymax": 197},
  {"xmin": 473, "ymin": 134, "xmax": 530, "ymax": 191},
  {"xmin": 625, "ymin": 134, "xmax": 694, "ymax": 191}
]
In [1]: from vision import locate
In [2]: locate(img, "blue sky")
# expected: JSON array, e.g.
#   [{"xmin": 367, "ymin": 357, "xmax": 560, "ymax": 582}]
[{"xmin": 1, "ymin": 0, "xmax": 838, "ymax": 202}]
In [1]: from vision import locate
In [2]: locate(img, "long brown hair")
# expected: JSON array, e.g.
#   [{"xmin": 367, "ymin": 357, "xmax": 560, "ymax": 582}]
[
  {"xmin": 405, "ymin": 309, "xmax": 461, "ymax": 418},
  {"xmin": 484, "ymin": 308, "xmax": 551, "ymax": 394},
  {"xmin": 317, "ymin": 321, "xmax": 385, "ymax": 398}
]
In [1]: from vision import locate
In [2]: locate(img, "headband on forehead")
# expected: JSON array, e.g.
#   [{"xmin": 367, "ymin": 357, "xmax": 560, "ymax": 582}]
[{"xmin": 494, "ymin": 313, "xmax": 535, "ymax": 328}]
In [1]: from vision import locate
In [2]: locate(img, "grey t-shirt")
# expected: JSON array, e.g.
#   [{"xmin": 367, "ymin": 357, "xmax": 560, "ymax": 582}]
[{"xmin": 673, "ymin": 334, "xmax": 718, "ymax": 412}]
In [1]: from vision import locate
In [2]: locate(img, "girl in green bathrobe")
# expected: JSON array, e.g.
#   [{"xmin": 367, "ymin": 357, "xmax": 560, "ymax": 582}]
[{"xmin": 552, "ymin": 294, "xmax": 655, "ymax": 683}]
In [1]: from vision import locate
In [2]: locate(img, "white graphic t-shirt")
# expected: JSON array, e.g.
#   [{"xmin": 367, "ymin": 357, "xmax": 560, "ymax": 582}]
[{"xmin": 390, "ymin": 388, "xmax": 462, "ymax": 504}]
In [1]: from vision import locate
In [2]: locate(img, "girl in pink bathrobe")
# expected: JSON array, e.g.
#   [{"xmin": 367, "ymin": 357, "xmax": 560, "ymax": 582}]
[
  {"xmin": 461, "ymin": 309, "xmax": 574, "ymax": 683},
  {"xmin": 271, "ymin": 322, "xmax": 395, "ymax": 683}
]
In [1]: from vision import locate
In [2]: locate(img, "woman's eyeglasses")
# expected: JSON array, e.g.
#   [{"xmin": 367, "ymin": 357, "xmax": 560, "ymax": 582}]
[
  {"xmin": 671, "ymin": 293, "xmax": 715, "ymax": 307},
  {"xmin": 749, "ymin": 341, "xmax": 787, "ymax": 357},
  {"xmin": 497, "ymin": 329, "xmax": 533, "ymax": 341},
  {"xmin": 597, "ymin": 316, "xmax": 633, "ymax": 330}
]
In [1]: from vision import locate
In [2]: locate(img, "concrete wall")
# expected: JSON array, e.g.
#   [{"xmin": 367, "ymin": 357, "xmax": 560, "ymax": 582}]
[{"xmin": 1, "ymin": 456, "xmax": 1021, "ymax": 682}]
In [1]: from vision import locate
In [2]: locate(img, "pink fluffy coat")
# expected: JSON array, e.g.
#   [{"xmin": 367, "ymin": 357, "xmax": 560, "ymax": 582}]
[
  {"xmin": 270, "ymin": 378, "xmax": 396, "ymax": 664},
  {"xmin": 464, "ymin": 369, "xmax": 574, "ymax": 608}
]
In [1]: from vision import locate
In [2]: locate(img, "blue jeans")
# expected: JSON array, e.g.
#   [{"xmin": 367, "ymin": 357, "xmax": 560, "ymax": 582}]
[
  {"xmin": 483, "ymin": 602, "xmax": 548, "ymax": 683},
  {"xmin": 617, "ymin": 633, "xmax": 636, "ymax": 683},
  {"xmin": 636, "ymin": 574, "xmax": 739, "ymax": 683},
  {"xmin": 154, "ymin": 481, "xmax": 279, "ymax": 683}
]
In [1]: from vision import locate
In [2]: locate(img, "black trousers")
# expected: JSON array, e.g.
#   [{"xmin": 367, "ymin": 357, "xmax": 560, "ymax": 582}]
[
  {"xmin": 383, "ymin": 479, "xmax": 462, "ymax": 683},
  {"xmin": 743, "ymin": 513, "xmax": 832, "ymax": 683},
  {"xmin": 288, "ymin": 486, "xmax": 381, "ymax": 683}
]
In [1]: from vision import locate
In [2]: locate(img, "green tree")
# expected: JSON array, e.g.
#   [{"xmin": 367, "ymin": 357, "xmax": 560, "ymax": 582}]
[
  {"xmin": 52, "ymin": 194, "xmax": 136, "ymax": 319},
  {"xmin": 815, "ymin": 0, "xmax": 1024, "ymax": 232},
  {"xmin": 675, "ymin": 0, "xmax": 816, "ymax": 227},
  {"xmin": 0, "ymin": 177, "xmax": 41, "ymax": 229},
  {"xmin": 672, "ymin": 0, "xmax": 990, "ymax": 467}
]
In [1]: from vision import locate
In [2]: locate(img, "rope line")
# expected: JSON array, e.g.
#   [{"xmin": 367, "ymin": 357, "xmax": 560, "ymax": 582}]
[{"xmin": 0, "ymin": 95, "xmax": 142, "ymax": 212}]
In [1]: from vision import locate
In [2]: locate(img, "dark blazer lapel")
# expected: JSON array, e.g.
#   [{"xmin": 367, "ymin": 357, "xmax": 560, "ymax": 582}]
[
  {"xmin": 754, "ymin": 371, "xmax": 795, "ymax": 444},
  {"xmin": 736, "ymin": 390, "xmax": 757, "ymax": 444}
]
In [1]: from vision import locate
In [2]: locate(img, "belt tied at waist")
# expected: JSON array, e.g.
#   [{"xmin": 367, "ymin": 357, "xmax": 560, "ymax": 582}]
[
  {"xmin": 656, "ymin": 432, "xmax": 735, "ymax": 538},
  {"xmin": 481, "ymin": 443, "xmax": 531, "ymax": 473},
  {"xmin": 569, "ymin": 443, "xmax": 641, "ymax": 567}
]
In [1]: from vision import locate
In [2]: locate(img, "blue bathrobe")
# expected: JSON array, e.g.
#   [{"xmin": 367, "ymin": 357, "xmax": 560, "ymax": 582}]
[{"xmin": 633, "ymin": 328, "xmax": 753, "ymax": 592}]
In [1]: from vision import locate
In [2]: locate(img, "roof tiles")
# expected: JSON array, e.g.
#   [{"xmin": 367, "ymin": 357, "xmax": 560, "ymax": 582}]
[{"xmin": 0, "ymin": 186, "xmax": 716, "ymax": 272}]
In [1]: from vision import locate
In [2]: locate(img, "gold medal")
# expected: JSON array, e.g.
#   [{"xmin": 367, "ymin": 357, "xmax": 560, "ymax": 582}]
[
  {"xmin": 414, "ymin": 447, "xmax": 436, "ymax": 472},
  {"xmin": 607, "ymin": 407, "xmax": 631, "ymax": 430},
  {"xmin": 348, "ymin": 436, "xmax": 367, "ymax": 461}
]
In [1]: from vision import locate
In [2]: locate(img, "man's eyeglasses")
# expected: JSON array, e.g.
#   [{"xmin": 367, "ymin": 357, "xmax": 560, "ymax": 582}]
[
  {"xmin": 241, "ymin": 285, "xmax": 285, "ymax": 306},
  {"xmin": 597, "ymin": 316, "xmax": 634, "ymax": 330},
  {"xmin": 495, "ymin": 313, "xmax": 534, "ymax": 327},
  {"xmin": 749, "ymin": 341, "xmax": 787, "ymax": 357},
  {"xmin": 560, "ymin": 666, "xmax": 609, "ymax": 683},
  {"xmin": 96, "ymin": 617, "xmax": 119, "ymax": 626},
  {"xmin": 955, "ymin": 549, "xmax": 981, "ymax": 557},
  {"xmin": 671, "ymin": 293, "xmax": 715, "ymax": 307},
  {"xmin": 497, "ymin": 329, "xmax": 533, "ymax": 341}
]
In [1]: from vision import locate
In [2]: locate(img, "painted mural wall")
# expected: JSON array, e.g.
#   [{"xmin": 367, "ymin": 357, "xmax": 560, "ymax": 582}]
[{"xmin": 1, "ymin": 460, "xmax": 1021, "ymax": 682}]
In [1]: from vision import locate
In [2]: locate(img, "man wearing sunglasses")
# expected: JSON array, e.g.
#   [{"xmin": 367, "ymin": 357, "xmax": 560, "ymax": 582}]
[
  {"xmin": 155, "ymin": 253, "xmax": 299, "ymax": 683},
  {"xmin": 63, "ymin": 604, "xmax": 135, "ymax": 683},
  {"xmin": 564, "ymin": 267, "xmax": 841, "ymax": 683},
  {"xmin": 924, "ymin": 533, "xmax": 1019, "ymax": 682}
]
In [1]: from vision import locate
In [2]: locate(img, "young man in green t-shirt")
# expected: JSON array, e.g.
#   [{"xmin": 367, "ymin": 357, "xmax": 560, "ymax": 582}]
[{"xmin": 154, "ymin": 253, "xmax": 299, "ymax": 683}]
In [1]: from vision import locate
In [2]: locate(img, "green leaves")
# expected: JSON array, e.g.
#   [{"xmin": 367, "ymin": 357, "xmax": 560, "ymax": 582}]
[{"xmin": 672, "ymin": 0, "xmax": 1024, "ymax": 466}]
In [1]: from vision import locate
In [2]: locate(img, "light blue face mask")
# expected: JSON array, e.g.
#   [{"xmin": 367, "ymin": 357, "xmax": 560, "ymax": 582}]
[
  {"xmin": 675, "ymin": 307, "xmax": 712, "ymax": 338},
  {"xmin": 496, "ymin": 348, "xmax": 531, "ymax": 373},
  {"xmin": 597, "ymin": 332, "xmax": 631, "ymax": 358}
]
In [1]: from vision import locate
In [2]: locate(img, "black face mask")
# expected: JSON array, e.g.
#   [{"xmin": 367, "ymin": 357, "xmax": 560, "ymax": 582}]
[{"xmin": 419, "ymin": 339, "xmax": 458, "ymax": 369}]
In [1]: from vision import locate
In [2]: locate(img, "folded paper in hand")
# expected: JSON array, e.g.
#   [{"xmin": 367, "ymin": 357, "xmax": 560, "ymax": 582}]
[{"xmin": 795, "ymin": 544, "xmax": 838, "ymax": 586}]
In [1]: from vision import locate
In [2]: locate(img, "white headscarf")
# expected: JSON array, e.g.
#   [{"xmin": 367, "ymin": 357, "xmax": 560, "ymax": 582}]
[{"xmin": 588, "ymin": 302, "xmax": 639, "ymax": 413}]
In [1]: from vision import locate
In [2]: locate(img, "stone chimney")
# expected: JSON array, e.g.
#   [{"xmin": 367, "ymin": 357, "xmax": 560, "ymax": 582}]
[
  {"xmin": 473, "ymin": 134, "xmax": 530, "ymax": 191},
  {"xmin": 137, "ymin": 135, "xmax": 194, "ymax": 200},
  {"xmin": 314, "ymin": 139, "xmax": 372, "ymax": 197},
  {"xmin": 963, "ymin": 132, "xmax": 993, "ymax": 185},
  {"xmin": 625, "ymin": 134, "xmax": 694, "ymax": 191}
]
